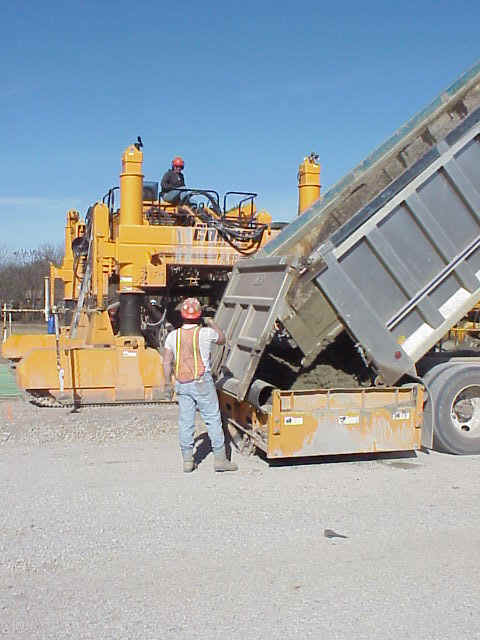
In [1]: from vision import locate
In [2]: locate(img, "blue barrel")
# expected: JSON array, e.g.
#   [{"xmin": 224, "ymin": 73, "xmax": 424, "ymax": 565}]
[{"xmin": 47, "ymin": 314, "xmax": 55, "ymax": 334}]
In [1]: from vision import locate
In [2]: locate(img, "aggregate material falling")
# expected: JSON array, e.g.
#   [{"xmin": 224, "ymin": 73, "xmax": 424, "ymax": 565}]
[{"xmin": 255, "ymin": 332, "xmax": 367, "ymax": 391}]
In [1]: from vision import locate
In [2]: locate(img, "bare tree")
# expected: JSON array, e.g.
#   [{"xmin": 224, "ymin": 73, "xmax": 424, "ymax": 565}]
[{"xmin": 0, "ymin": 243, "xmax": 64, "ymax": 320}]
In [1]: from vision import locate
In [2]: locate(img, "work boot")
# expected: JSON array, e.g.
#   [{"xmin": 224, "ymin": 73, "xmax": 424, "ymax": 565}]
[
  {"xmin": 182, "ymin": 450, "xmax": 195, "ymax": 473},
  {"xmin": 213, "ymin": 447, "xmax": 238, "ymax": 472}
]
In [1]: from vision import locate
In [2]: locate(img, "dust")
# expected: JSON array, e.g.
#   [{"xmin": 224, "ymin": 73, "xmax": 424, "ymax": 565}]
[{"xmin": 255, "ymin": 332, "xmax": 369, "ymax": 390}]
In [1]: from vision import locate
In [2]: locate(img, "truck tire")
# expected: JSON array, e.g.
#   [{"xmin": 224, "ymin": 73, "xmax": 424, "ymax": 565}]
[{"xmin": 426, "ymin": 364, "xmax": 480, "ymax": 455}]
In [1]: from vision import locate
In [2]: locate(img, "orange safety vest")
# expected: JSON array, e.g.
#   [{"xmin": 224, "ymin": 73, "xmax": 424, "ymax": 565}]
[{"xmin": 175, "ymin": 326, "xmax": 206, "ymax": 383}]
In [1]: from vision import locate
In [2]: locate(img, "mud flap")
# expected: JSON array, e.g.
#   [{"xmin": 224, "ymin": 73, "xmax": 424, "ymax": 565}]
[{"xmin": 421, "ymin": 390, "xmax": 434, "ymax": 449}]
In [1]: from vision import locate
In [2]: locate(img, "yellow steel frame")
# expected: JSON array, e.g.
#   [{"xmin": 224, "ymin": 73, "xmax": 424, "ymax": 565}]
[{"xmin": 219, "ymin": 385, "xmax": 423, "ymax": 458}]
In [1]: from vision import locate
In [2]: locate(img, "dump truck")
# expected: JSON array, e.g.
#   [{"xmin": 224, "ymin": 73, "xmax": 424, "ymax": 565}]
[
  {"xmin": 213, "ymin": 60, "xmax": 480, "ymax": 458},
  {"xmin": 1, "ymin": 141, "xmax": 286, "ymax": 406}
]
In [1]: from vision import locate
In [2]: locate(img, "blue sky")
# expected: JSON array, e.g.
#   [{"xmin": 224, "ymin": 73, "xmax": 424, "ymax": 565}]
[{"xmin": 1, "ymin": 0, "xmax": 479, "ymax": 250}]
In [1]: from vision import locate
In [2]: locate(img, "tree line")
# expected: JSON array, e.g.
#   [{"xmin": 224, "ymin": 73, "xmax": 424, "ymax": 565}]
[{"xmin": 0, "ymin": 245, "xmax": 63, "ymax": 321}]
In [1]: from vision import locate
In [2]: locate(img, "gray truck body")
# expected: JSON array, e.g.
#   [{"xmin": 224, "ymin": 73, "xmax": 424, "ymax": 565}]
[{"xmin": 213, "ymin": 61, "xmax": 480, "ymax": 398}]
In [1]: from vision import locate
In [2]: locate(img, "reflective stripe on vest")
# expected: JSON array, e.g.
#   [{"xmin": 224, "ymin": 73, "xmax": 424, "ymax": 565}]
[{"xmin": 175, "ymin": 326, "xmax": 205, "ymax": 382}]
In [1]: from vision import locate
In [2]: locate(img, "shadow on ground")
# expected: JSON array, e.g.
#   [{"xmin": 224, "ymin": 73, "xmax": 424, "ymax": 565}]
[{"xmin": 255, "ymin": 448, "xmax": 419, "ymax": 468}]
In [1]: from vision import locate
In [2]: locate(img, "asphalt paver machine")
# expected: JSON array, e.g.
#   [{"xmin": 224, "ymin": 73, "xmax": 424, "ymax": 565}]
[{"xmin": 2, "ymin": 140, "xmax": 285, "ymax": 406}]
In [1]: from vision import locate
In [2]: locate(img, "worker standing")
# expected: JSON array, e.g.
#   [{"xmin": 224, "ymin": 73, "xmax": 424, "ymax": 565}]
[
  {"xmin": 161, "ymin": 156, "xmax": 190, "ymax": 204},
  {"xmin": 163, "ymin": 298, "xmax": 238, "ymax": 473}
]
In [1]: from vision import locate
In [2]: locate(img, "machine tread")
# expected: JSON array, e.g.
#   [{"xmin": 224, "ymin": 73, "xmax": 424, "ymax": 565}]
[{"xmin": 25, "ymin": 391, "xmax": 173, "ymax": 408}]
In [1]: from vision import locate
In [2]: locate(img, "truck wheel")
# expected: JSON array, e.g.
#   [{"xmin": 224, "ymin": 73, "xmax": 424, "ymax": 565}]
[{"xmin": 428, "ymin": 364, "xmax": 480, "ymax": 455}]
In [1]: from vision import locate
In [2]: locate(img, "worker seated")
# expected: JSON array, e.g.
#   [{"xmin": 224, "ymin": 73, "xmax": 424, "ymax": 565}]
[{"xmin": 161, "ymin": 156, "xmax": 192, "ymax": 206}]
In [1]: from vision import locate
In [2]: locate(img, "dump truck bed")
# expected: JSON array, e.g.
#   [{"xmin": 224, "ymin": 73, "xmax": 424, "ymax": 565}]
[{"xmin": 213, "ymin": 62, "xmax": 480, "ymax": 396}]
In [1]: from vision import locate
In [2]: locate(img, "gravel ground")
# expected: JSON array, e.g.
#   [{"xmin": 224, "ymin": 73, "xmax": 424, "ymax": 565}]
[
  {"xmin": 0, "ymin": 399, "xmax": 178, "ymax": 445},
  {"xmin": 1, "ymin": 398, "xmax": 480, "ymax": 639}
]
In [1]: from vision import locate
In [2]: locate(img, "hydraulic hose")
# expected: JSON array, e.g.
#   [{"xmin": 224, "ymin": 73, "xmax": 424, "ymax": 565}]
[{"xmin": 188, "ymin": 206, "xmax": 267, "ymax": 255}]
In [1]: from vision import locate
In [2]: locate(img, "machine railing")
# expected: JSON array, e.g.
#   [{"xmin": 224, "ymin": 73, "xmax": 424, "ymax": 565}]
[{"xmin": 223, "ymin": 192, "xmax": 257, "ymax": 220}]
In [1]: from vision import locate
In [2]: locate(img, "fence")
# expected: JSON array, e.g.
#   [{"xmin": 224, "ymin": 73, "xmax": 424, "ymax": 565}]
[
  {"xmin": 1, "ymin": 278, "xmax": 50, "ymax": 342},
  {"xmin": 2, "ymin": 304, "xmax": 48, "ymax": 343}
]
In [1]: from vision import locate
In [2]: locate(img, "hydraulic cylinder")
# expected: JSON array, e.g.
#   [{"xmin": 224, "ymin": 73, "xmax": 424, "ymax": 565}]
[
  {"xmin": 120, "ymin": 144, "xmax": 144, "ymax": 226},
  {"xmin": 297, "ymin": 153, "xmax": 321, "ymax": 215},
  {"xmin": 119, "ymin": 144, "xmax": 144, "ymax": 292},
  {"xmin": 119, "ymin": 293, "xmax": 142, "ymax": 336}
]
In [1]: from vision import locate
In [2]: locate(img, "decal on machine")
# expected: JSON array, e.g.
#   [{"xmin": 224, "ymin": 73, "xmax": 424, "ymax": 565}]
[
  {"xmin": 337, "ymin": 415, "xmax": 360, "ymax": 425},
  {"xmin": 122, "ymin": 351, "xmax": 137, "ymax": 358},
  {"xmin": 392, "ymin": 409, "xmax": 410, "ymax": 420},
  {"xmin": 284, "ymin": 416, "xmax": 304, "ymax": 426}
]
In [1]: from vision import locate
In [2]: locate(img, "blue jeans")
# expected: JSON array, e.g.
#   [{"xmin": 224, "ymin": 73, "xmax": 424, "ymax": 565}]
[
  {"xmin": 163, "ymin": 189, "xmax": 191, "ymax": 205},
  {"xmin": 175, "ymin": 372, "xmax": 225, "ymax": 455}
]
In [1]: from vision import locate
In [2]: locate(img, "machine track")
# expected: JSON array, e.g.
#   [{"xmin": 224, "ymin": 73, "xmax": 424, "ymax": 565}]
[{"xmin": 25, "ymin": 390, "xmax": 173, "ymax": 408}]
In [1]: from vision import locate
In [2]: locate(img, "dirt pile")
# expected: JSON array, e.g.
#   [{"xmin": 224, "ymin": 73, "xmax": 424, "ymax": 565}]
[{"xmin": 255, "ymin": 332, "xmax": 369, "ymax": 390}]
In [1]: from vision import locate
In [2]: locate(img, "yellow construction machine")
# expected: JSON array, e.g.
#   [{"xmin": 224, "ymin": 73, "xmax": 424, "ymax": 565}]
[{"xmin": 2, "ymin": 141, "xmax": 317, "ymax": 407}]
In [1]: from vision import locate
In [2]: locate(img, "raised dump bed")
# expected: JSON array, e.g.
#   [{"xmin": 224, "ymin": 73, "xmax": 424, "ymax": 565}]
[
  {"xmin": 215, "ymin": 73, "xmax": 480, "ymax": 389},
  {"xmin": 263, "ymin": 61, "xmax": 480, "ymax": 369}
]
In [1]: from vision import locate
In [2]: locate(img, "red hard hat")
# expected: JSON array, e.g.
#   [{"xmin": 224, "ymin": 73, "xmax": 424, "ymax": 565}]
[
  {"xmin": 180, "ymin": 297, "xmax": 202, "ymax": 320},
  {"xmin": 172, "ymin": 156, "xmax": 184, "ymax": 169}
]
